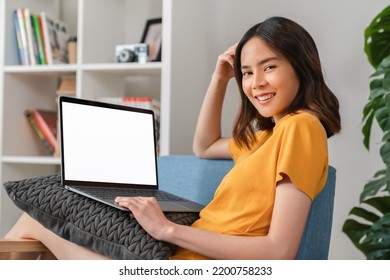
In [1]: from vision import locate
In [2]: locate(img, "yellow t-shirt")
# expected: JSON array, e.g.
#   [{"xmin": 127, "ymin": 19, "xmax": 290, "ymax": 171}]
[{"xmin": 171, "ymin": 111, "xmax": 328, "ymax": 260}]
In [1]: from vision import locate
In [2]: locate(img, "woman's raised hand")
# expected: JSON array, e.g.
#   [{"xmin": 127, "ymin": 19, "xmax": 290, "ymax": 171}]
[{"xmin": 214, "ymin": 43, "xmax": 237, "ymax": 81}]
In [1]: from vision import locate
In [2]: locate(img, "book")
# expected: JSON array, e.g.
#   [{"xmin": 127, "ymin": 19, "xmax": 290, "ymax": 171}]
[
  {"xmin": 31, "ymin": 14, "xmax": 46, "ymax": 64},
  {"xmin": 38, "ymin": 14, "xmax": 47, "ymax": 63},
  {"xmin": 29, "ymin": 12, "xmax": 40, "ymax": 65},
  {"xmin": 25, "ymin": 109, "xmax": 58, "ymax": 155},
  {"xmin": 25, "ymin": 112, "xmax": 52, "ymax": 153},
  {"xmin": 40, "ymin": 12, "xmax": 69, "ymax": 64},
  {"xmin": 40, "ymin": 12, "xmax": 51, "ymax": 65},
  {"xmin": 23, "ymin": 8, "xmax": 36, "ymax": 65},
  {"xmin": 13, "ymin": 8, "xmax": 29, "ymax": 65}
]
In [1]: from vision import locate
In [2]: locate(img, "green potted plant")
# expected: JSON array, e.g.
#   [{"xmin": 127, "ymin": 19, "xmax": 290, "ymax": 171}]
[{"xmin": 342, "ymin": 5, "xmax": 390, "ymax": 259}]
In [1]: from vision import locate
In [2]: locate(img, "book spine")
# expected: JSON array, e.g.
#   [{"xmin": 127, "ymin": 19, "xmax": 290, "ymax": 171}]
[
  {"xmin": 31, "ymin": 14, "xmax": 46, "ymax": 64},
  {"xmin": 13, "ymin": 10, "xmax": 24, "ymax": 65},
  {"xmin": 13, "ymin": 9, "xmax": 29, "ymax": 65},
  {"xmin": 23, "ymin": 8, "xmax": 36, "ymax": 65},
  {"xmin": 17, "ymin": 8, "xmax": 30, "ymax": 65},
  {"xmin": 30, "ymin": 110, "xmax": 57, "ymax": 151},
  {"xmin": 40, "ymin": 12, "xmax": 52, "ymax": 65},
  {"xmin": 29, "ymin": 15, "xmax": 40, "ymax": 63},
  {"xmin": 25, "ymin": 111, "xmax": 54, "ymax": 154}
]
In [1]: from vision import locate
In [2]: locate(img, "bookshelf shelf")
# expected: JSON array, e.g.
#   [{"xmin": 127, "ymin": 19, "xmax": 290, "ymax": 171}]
[
  {"xmin": 81, "ymin": 62, "xmax": 162, "ymax": 75},
  {"xmin": 2, "ymin": 156, "xmax": 61, "ymax": 165},
  {"xmin": 5, "ymin": 63, "xmax": 162, "ymax": 72},
  {"xmin": 4, "ymin": 65, "xmax": 78, "ymax": 75}
]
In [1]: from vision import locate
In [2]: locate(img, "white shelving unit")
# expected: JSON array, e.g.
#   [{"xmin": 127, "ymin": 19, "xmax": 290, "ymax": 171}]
[
  {"xmin": 0, "ymin": 0, "xmax": 230, "ymax": 237},
  {"xmin": 0, "ymin": 0, "xmax": 244, "ymax": 237},
  {"xmin": 0, "ymin": 0, "xmax": 173, "ymax": 235}
]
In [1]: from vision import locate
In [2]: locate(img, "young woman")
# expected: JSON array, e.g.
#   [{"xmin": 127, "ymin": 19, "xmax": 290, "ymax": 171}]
[{"xmin": 5, "ymin": 16, "xmax": 340, "ymax": 260}]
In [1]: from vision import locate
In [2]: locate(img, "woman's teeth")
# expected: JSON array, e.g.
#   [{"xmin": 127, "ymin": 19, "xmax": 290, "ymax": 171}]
[{"xmin": 257, "ymin": 93, "xmax": 275, "ymax": 101}]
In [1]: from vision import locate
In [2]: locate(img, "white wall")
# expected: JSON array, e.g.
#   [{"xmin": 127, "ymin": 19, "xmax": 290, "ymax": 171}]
[{"xmin": 169, "ymin": 0, "xmax": 389, "ymax": 259}]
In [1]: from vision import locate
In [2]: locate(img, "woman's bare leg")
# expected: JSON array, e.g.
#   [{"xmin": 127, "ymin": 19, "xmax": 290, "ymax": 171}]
[{"xmin": 5, "ymin": 213, "xmax": 110, "ymax": 260}]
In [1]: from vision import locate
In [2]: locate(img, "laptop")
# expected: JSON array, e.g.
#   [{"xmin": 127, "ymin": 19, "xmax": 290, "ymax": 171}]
[{"xmin": 58, "ymin": 96, "xmax": 204, "ymax": 212}]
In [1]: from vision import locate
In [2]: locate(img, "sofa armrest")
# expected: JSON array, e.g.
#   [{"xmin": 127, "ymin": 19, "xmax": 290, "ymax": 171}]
[{"xmin": 157, "ymin": 155, "xmax": 233, "ymax": 205}]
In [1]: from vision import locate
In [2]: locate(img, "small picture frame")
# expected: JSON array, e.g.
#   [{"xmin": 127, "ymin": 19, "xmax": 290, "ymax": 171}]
[{"xmin": 141, "ymin": 18, "xmax": 162, "ymax": 62}]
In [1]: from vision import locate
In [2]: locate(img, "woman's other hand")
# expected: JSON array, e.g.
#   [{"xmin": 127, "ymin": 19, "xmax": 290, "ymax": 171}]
[{"xmin": 114, "ymin": 196, "xmax": 175, "ymax": 241}]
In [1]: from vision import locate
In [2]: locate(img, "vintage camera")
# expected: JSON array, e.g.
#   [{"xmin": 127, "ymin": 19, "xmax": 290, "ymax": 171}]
[{"xmin": 115, "ymin": 44, "xmax": 148, "ymax": 63}]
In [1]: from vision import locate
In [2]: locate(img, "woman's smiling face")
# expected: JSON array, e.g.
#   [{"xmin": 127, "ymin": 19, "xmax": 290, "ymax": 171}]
[{"xmin": 240, "ymin": 37, "xmax": 300, "ymax": 123}]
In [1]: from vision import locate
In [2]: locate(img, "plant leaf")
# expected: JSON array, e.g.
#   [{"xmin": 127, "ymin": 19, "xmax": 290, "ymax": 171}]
[
  {"xmin": 362, "ymin": 79, "xmax": 389, "ymax": 150},
  {"xmin": 382, "ymin": 131, "xmax": 390, "ymax": 142},
  {"xmin": 371, "ymin": 55, "xmax": 390, "ymax": 77},
  {"xmin": 380, "ymin": 141, "xmax": 390, "ymax": 164},
  {"xmin": 386, "ymin": 167, "xmax": 390, "ymax": 194},
  {"xmin": 364, "ymin": 6, "xmax": 390, "ymax": 68},
  {"xmin": 360, "ymin": 169, "xmax": 387, "ymax": 202},
  {"xmin": 343, "ymin": 197, "xmax": 390, "ymax": 259},
  {"xmin": 362, "ymin": 109, "xmax": 374, "ymax": 150},
  {"xmin": 384, "ymin": 68, "xmax": 390, "ymax": 90},
  {"xmin": 373, "ymin": 99, "xmax": 388, "ymax": 131},
  {"xmin": 342, "ymin": 219, "xmax": 371, "ymax": 251},
  {"xmin": 350, "ymin": 207, "xmax": 380, "ymax": 223},
  {"xmin": 368, "ymin": 78, "xmax": 386, "ymax": 99},
  {"xmin": 365, "ymin": 193, "xmax": 390, "ymax": 213}
]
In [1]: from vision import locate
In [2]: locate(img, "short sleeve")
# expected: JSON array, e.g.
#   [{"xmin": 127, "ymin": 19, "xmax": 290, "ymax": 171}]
[{"xmin": 275, "ymin": 114, "xmax": 328, "ymax": 200}]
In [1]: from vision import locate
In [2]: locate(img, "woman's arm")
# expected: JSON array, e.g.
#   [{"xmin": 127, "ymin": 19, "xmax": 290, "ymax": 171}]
[
  {"xmin": 192, "ymin": 44, "xmax": 237, "ymax": 159},
  {"xmin": 115, "ymin": 176, "xmax": 312, "ymax": 260}
]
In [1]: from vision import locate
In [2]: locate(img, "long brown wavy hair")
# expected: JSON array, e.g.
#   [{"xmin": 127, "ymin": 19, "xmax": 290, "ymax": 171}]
[{"xmin": 232, "ymin": 17, "xmax": 341, "ymax": 149}]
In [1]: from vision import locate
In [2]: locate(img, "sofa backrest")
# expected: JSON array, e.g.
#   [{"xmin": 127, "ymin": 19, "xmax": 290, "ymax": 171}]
[
  {"xmin": 296, "ymin": 165, "xmax": 336, "ymax": 259},
  {"xmin": 157, "ymin": 155, "xmax": 336, "ymax": 259}
]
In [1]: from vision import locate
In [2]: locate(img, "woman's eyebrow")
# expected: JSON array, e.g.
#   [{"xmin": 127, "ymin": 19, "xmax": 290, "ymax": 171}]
[{"xmin": 241, "ymin": 56, "xmax": 279, "ymax": 70}]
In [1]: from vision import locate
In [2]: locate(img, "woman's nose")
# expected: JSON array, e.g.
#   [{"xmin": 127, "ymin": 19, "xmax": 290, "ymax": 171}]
[{"xmin": 252, "ymin": 74, "xmax": 266, "ymax": 89}]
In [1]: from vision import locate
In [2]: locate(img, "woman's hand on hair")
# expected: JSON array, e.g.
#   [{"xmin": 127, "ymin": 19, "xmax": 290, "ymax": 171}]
[{"xmin": 214, "ymin": 43, "xmax": 237, "ymax": 82}]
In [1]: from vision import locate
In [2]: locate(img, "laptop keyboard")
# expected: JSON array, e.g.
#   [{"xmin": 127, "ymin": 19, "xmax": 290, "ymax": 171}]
[{"xmin": 73, "ymin": 186, "xmax": 188, "ymax": 202}]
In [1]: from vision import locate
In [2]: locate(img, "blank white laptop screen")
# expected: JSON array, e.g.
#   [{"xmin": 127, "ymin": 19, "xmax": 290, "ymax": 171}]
[{"xmin": 61, "ymin": 101, "xmax": 157, "ymax": 186}]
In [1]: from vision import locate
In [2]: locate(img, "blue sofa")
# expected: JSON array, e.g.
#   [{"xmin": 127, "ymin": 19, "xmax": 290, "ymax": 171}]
[{"xmin": 157, "ymin": 155, "xmax": 336, "ymax": 260}]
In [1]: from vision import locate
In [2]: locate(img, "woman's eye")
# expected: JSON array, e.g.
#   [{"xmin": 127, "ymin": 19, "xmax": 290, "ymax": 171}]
[
  {"xmin": 242, "ymin": 71, "xmax": 252, "ymax": 76},
  {"xmin": 264, "ymin": 65, "xmax": 276, "ymax": 71}
]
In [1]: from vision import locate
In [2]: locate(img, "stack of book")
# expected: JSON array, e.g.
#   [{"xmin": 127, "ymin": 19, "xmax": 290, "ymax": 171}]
[
  {"xmin": 24, "ymin": 109, "xmax": 58, "ymax": 156},
  {"xmin": 13, "ymin": 7, "xmax": 69, "ymax": 66},
  {"xmin": 25, "ymin": 75, "xmax": 76, "ymax": 157}
]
